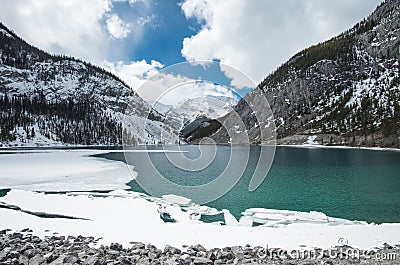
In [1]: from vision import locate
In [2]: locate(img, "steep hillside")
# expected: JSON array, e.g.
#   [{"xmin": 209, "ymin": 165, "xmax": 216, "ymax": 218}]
[
  {"xmin": 208, "ymin": 0, "xmax": 400, "ymax": 147},
  {"xmin": 0, "ymin": 23, "xmax": 176, "ymax": 146}
]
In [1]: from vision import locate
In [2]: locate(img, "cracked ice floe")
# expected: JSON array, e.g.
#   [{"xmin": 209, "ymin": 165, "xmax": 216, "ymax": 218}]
[
  {"xmin": 242, "ymin": 208, "xmax": 367, "ymax": 227},
  {"xmin": 0, "ymin": 190, "xmax": 400, "ymax": 250}
]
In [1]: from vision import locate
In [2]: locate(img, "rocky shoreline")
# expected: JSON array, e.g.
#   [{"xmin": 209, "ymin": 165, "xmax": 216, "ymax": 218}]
[
  {"xmin": 277, "ymin": 132, "xmax": 400, "ymax": 149},
  {"xmin": 0, "ymin": 229, "xmax": 399, "ymax": 265}
]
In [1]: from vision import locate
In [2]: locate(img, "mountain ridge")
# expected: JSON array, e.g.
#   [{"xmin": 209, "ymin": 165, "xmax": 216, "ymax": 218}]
[
  {"xmin": 0, "ymin": 22, "xmax": 177, "ymax": 146},
  {"xmin": 205, "ymin": 0, "xmax": 400, "ymax": 148}
]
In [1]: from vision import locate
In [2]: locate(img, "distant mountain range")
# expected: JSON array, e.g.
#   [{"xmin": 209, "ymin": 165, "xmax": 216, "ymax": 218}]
[
  {"xmin": 151, "ymin": 95, "xmax": 238, "ymax": 143},
  {"xmin": 202, "ymin": 0, "xmax": 400, "ymax": 148},
  {"xmin": 154, "ymin": 95, "xmax": 238, "ymax": 122}
]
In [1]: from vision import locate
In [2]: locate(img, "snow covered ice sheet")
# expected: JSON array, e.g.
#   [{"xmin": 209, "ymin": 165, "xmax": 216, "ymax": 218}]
[
  {"xmin": 0, "ymin": 190, "xmax": 399, "ymax": 250},
  {"xmin": 0, "ymin": 150, "xmax": 133, "ymax": 191}
]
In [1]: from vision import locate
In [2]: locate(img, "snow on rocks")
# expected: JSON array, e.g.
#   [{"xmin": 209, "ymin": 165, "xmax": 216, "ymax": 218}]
[
  {"xmin": 1, "ymin": 231, "xmax": 398, "ymax": 265},
  {"xmin": 305, "ymin": 135, "xmax": 318, "ymax": 145}
]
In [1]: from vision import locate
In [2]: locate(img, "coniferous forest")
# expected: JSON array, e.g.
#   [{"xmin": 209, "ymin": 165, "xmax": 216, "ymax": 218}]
[{"xmin": 0, "ymin": 91, "xmax": 122, "ymax": 145}]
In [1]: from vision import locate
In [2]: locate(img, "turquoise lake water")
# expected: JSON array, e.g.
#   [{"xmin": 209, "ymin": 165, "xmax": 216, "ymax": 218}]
[{"xmin": 98, "ymin": 146, "xmax": 400, "ymax": 223}]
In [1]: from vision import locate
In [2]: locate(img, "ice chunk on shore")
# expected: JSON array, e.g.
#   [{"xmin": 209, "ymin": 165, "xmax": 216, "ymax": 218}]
[
  {"xmin": 243, "ymin": 208, "xmax": 366, "ymax": 227},
  {"xmin": 238, "ymin": 216, "xmax": 253, "ymax": 227},
  {"xmin": 162, "ymin": 194, "xmax": 192, "ymax": 206},
  {"xmin": 222, "ymin": 209, "xmax": 238, "ymax": 226}
]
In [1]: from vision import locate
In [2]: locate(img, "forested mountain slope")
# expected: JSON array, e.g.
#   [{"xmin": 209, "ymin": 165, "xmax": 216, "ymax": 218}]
[
  {"xmin": 0, "ymin": 23, "xmax": 176, "ymax": 146},
  {"xmin": 208, "ymin": 0, "xmax": 400, "ymax": 147}
]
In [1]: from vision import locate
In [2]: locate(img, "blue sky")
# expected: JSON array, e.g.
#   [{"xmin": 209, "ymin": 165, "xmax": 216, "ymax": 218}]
[
  {"xmin": 106, "ymin": 0, "xmax": 202, "ymax": 64},
  {"xmin": 100, "ymin": 0, "xmax": 246, "ymax": 98},
  {"xmin": 0, "ymin": 0, "xmax": 383, "ymax": 103}
]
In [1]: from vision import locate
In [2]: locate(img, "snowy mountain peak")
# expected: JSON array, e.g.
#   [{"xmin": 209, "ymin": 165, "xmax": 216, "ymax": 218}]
[{"xmin": 168, "ymin": 95, "xmax": 238, "ymax": 121}]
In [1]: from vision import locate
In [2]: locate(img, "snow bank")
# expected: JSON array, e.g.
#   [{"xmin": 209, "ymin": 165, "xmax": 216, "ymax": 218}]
[{"xmin": 0, "ymin": 190, "xmax": 399, "ymax": 250}]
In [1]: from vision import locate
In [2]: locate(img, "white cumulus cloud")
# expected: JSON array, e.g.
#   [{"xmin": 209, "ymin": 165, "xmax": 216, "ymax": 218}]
[
  {"xmin": 106, "ymin": 13, "xmax": 132, "ymax": 39},
  {"xmin": 103, "ymin": 60, "xmax": 237, "ymax": 105},
  {"xmin": 0, "ymin": 0, "xmax": 154, "ymax": 63},
  {"xmin": 180, "ymin": 0, "xmax": 383, "ymax": 86},
  {"xmin": 102, "ymin": 59, "xmax": 164, "ymax": 90},
  {"xmin": 147, "ymin": 78, "xmax": 237, "ymax": 106},
  {"xmin": 0, "ymin": 0, "xmax": 111, "ymax": 63}
]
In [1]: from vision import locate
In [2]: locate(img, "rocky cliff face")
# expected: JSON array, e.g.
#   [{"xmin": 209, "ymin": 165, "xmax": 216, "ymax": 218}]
[{"xmin": 209, "ymin": 0, "xmax": 400, "ymax": 147}]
